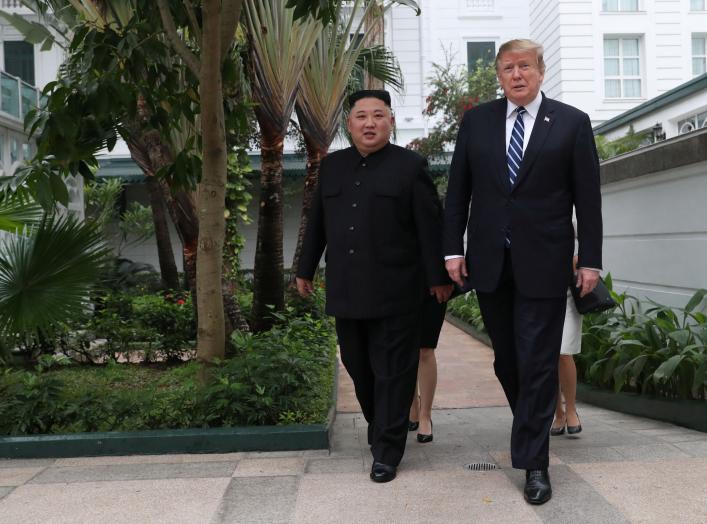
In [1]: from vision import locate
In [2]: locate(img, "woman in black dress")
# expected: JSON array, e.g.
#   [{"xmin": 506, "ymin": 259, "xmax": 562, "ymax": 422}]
[{"xmin": 408, "ymin": 292, "xmax": 448, "ymax": 443}]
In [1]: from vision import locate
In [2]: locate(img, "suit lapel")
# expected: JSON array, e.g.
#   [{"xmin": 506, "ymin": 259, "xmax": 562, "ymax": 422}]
[
  {"xmin": 491, "ymin": 99, "xmax": 510, "ymax": 194},
  {"xmin": 512, "ymin": 95, "xmax": 555, "ymax": 192}
]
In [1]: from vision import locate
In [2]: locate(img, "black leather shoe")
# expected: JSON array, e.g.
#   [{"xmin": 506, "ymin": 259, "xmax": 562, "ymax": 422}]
[
  {"xmin": 550, "ymin": 418, "xmax": 566, "ymax": 436},
  {"xmin": 370, "ymin": 461, "xmax": 397, "ymax": 483},
  {"xmin": 417, "ymin": 420, "xmax": 433, "ymax": 443},
  {"xmin": 408, "ymin": 420, "xmax": 419, "ymax": 432},
  {"xmin": 524, "ymin": 469, "xmax": 552, "ymax": 505}
]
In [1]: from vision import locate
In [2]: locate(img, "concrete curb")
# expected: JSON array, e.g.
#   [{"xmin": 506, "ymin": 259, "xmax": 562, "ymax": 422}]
[
  {"xmin": 444, "ymin": 313, "xmax": 492, "ymax": 347},
  {"xmin": 576, "ymin": 384, "xmax": 707, "ymax": 433}
]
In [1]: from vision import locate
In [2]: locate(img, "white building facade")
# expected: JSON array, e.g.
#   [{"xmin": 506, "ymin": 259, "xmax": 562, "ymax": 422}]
[{"xmin": 528, "ymin": 0, "xmax": 707, "ymax": 126}]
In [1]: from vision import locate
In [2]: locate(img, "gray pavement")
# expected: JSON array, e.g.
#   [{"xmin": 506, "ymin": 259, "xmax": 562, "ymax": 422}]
[
  {"xmin": 1, "ymin": 321, "xmax": 706, "ymax": 523},
  {"xmin": 1, "ymin": 406, "xmax": 707, "ymax": 523}
]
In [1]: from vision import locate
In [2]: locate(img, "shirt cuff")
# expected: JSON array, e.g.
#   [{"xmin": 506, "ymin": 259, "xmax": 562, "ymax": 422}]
[
  {"xmin": 578, "ymin": 267, "xmax": 601, "ymax": 272},
  {"xmin": 444, "ymin": 255, "xmax": 464, "ymax": 261}
]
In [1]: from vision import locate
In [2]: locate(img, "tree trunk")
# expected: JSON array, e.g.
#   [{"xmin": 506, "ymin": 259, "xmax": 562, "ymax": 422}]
[
  {"xmin": 289, "ymin": 123, "xmax": 327, "ymax": 287},
  {"xmin": 250, "ymin": 115, "xmax": 285, "ymax": 332},
  {"xmin": 144, "ymin": 175, "xmax": 180, "ymax": 289},
  {"xmin": 195, "ymin": 0, "xmax": 227, "ymax": 361},
  {"xmin": 363, "ymin": 0, "xmax": 385, "ymax": 89}
]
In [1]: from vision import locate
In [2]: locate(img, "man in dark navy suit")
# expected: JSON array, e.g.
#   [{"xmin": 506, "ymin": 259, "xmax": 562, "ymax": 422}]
[
  {"xmin": 297, "ymin": 90, "xmax": 452, "ymax": 483},
  {"xmin": 444, "ymin": 39, "xmax": 603, "ymax": 504}
]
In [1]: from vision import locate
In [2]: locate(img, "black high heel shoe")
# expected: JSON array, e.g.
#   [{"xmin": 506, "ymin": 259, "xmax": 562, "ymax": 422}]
[
  {"xmin": 566, "ymin": 412, "xmax": 582, "ymax": 435},
  {"xmin": 408, "ymin": 420, "xmax": 419, "ymax": 432},
  {"xmin": 550, "ymin": 417, "xmax": 566, "ymax": 436},
  {"xmin": 417, "ymin": 420, "xmax": 433, "ymax": 443}
]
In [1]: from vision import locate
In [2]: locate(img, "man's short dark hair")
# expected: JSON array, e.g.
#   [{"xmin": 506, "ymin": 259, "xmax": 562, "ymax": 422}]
[{"xmin": 348, "ymin": 89, "xmax": 391, "ymax": 109}]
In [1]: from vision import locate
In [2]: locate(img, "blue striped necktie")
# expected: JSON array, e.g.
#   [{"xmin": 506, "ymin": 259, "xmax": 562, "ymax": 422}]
[{"xmin": 507, "ymin": 106, "xmax": 526, "ymax": 188}]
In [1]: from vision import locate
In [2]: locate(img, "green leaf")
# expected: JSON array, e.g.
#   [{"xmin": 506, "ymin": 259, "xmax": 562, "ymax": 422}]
[
  {"xmin": 691, "ymin": 360, "xmax": 707, "ymax": 398},
  {"xmin": 684, "ymin": 289, "xmax": 706, "ymax": 313},
  {"xmin": 668, "ymin": 329, "xmax": 692, "ymax": 348},
  {"xmin": 652, "ymin": 355, "xmax": 685, "ymax": 382}
]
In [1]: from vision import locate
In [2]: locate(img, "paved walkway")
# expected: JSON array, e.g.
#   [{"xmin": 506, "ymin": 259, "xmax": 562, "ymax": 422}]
[{"xmin": 1, "ymin": 322, "xmax": 707, "ymax": 523}]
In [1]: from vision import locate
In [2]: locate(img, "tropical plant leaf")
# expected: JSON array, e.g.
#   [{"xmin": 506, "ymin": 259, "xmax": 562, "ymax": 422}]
[
  {"xmin": 652, "ymin": 354, "xmax": 685, "ymax": 382},
  {"xmin": 0, "ymin": 194, "xmax": 43, "ymax": 232},
  {"xmin": 684, "ymin": 289, "xmax": 706, "ymax": 313},
  {"xmin": 0, "ymin": 214, "xmax": 110, "ymax": 341}
]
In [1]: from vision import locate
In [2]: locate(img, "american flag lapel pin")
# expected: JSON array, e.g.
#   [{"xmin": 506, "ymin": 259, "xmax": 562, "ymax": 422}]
[{"xmin": 544, "ymin": 116, "xmax": 550, "ymax": 123}]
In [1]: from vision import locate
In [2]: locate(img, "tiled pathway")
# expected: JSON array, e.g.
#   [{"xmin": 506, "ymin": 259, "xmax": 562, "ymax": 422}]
[{"xmin": 1, "ymin": 322, "xmax": 706, "ymax": 523}]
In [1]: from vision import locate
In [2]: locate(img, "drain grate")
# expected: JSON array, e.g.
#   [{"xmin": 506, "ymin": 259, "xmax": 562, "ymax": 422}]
[{"xmin": 464, "ymin": 462, "xmax": 498, "ymax": 471}]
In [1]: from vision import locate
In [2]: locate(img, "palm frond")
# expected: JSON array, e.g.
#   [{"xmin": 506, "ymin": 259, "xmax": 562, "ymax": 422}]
[
  {"xmin": 245, "ymin": 0, "xmax": 322, "ymax": 136},
  {"xmin": 0, "ymin": 214, "xmax": 110, "ymax": 341},
  {"xmin": 0, "ymin": 193, "xmax": 43, "ymax": 233}
]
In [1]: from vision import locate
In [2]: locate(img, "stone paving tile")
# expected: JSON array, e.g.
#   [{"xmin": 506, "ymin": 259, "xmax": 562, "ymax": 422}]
[
  {"xmin": 0, "ymin": 477, "xmax": 230, "ymax": 524},
  {"xmin": 612, "ymin": 443, "xmax": 691, "ymax": 461},
  {"xmin": 293, "ymin": 470, "xmax": 541, "ymax": 524},
  {"xmin": 302, "ymin": 449, "xmax": 330, "ymax": 458},
  {"xmin": 0, "ymin": 459, "xmax": 55, "ymax": 469},
  {"xmin": 503, "ymin": 465, "xmax": 630, "ymax": 524},
  {"xmin": 55, "ymin": 453, "xmax": 245, "ymax": 467},
  {"xmin": 0, "ymin": 486, "xmax": 15, "ymax": 500},
  {"xmin": 570, "ymin": 458, "xmax": 707, "ymax": 523},
  {"xmin": 211, "ymin": 476, "xmax": 299, "ymax": 524},
  {"xmin": 550, "ymin": 446, "xmax": 626, "ymax": 464},
  {"xmin": 489, "ymin": 450, "xmax": 563, "ymax": 469},
  {"xmin": 244, "ymin": 450, "xmax": 305, "ymax": 459},
  {"xmin": 305, "ymin": 457, "xmax": 365, "ymax": 474},
  {"xmin": 655, "ymin": 429, "xmax": 707, "ymax": 443},
  {"xmin": 29, "ymin": 461, "xmax": 237, "ymax": 484},
  {"xmin": 0, "ymin": 467, "xmax": 45, "ymax": 487},
  {"xmin": 232, "ymin": 458, "xmax": 304, "ymax": 477},
  {"xmin": 673, "ymin": 439, "xmax": 707, "ymax": 457}
]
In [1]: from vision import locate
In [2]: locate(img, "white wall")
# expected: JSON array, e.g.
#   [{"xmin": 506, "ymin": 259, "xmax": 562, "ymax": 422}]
[{"xmin": 600, "ymin": 135, "xmax": 707, "ymax": 308}]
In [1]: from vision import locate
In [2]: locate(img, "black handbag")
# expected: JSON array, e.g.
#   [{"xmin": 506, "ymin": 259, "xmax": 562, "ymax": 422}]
[{"xmin": 571, "ymin": 275, "xmax": 617, "ymax": 315}]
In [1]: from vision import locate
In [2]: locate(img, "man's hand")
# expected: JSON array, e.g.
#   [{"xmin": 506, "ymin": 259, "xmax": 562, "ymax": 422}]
[
  {"xmin": 296, "ymin": 277, "xmax": 314, "ymax": 298},
  {"xmin": 445, "ymin": 257, "xmax": 468, "ymax": 287},
  {"xmin": 430, "ymin": 284, "xmax": 454, "ymax": 303},
  {"xmin": 575, "ymin": 268, "xmax": 599, "ymax": 298}
]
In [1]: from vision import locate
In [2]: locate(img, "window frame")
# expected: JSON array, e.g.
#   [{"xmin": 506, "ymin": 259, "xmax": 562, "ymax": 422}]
[
  {"xmin": 603, "ymin": 36, "xmax": 643, "ymax": 99},
  {"xmin": 692, "ymin": 34, "xmax": 707, "ymax": 77}
]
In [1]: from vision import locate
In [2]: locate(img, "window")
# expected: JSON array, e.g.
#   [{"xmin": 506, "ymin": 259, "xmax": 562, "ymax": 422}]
[
  {"xmin": 3, "ymin": 41, "xmax": 35, "ymax": 86},
  {"xmin": 467, "ymin": 41, "xmax": 495, "ymax": 73},
  {"xmin": 603, "ymin": 0, "xmax": 639, "ymax": 11},
  {"xmin": 693, "ymin": 35, "xmax": 706, "ymax": 76},
  {"xmin": 604, "ymin": 37, "xmax": 642, "ymax": 98},
  {"xmin": 677, "ymin": 110, "xmax": 707, "ymax": 134},
  {"xmin": 690, "ymin": 0, "xmax": 705, "ymax": 11}
]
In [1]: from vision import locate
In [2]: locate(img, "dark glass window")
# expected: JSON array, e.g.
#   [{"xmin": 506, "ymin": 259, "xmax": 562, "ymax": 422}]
[
  {"xmin": 4, "ymin": 41, "xmax": 35, "ymax": 86},
  {"xmin": 467, "ymin": 41, "xmax": 495, "ymax": 72}
]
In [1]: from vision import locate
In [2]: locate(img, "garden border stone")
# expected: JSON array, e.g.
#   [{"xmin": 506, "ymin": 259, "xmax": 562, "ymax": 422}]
[
  {"xmin": 576, "ymin": 384, "xmax": 707, "ymax": 433},
  {"xmin": 0, "ymin": 354, "xmax": 339, "ymax": 459},
  {"xmin": 445, "ymin": 312, "xmax": 491, "ymax": 347}
]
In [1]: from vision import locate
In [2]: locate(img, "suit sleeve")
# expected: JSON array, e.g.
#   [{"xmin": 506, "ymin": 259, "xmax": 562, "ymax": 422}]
[
  {"xmin": 572, "ymin": 114, "xmax": 603, "ymax": 270},
  {"xmin": 443, "ymin": 110, "xmax": 473, "ymax": 256},
  {"xmin": 296, "ymin": 164, "xmax": 327, "ymax": 280},
  {"xmin": 413, "ymin": 159, "xmax": 452, "ymax": 287}
]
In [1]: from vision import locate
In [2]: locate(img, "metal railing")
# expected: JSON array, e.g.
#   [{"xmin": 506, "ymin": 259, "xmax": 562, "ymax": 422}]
[{"xmin": 0, "ymin": 70, "xmax": 42, "ymax": 121}]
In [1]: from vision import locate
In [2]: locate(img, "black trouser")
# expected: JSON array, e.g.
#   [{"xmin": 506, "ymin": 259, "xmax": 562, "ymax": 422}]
[
  {"xmin": 476, "ymin": 249, "xmax": 566, "ymax": 470},
  {"xmin": 335, "ymin": 310, "xmax": 421, "ymax": 466}
]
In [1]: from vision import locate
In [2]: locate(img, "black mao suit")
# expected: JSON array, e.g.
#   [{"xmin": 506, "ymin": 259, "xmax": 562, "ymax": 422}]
[
  {"xmin": 298, "ymin": 143, "xmax": 449, "ymax": 466},
  {"xmin": 444, "ymin": 93, "xmax": 602, "ymax": 469}
]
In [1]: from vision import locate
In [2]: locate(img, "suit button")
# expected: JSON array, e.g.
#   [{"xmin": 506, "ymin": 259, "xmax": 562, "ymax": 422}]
[
  {"xmin": 349, "ymin": 226, "xmax": 355, "ymax": 231},
  {"xmin": 352, "ymin": 203, "xmax": 358, "ymax": 208},
  {"xmin": 349, "ymin": 249, "xmax": 355, "ymax": 254},
  {"xmin": 361, "ymin": 163, "xmax": 367, "ymax": 167},
  {"xmin": 355, "ymin": 181, "xmax": 361, "ymax": 186}
]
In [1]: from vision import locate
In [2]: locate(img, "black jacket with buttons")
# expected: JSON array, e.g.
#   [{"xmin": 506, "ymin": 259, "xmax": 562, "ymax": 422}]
[{"xmin": 297, "ymin": 143, "xmax": 449, "ymax": 319}]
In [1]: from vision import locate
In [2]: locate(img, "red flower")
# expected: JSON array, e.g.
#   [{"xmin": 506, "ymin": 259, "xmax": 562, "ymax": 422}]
[{"xmin": 177, "ymin": 299, "xmax": 185, "ymax": 305}]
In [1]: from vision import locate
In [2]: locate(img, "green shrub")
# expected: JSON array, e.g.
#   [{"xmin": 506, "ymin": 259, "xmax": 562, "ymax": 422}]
[
  {"xmin": 0, "ymin": 311, "xmax": 337, "ymax": 435},
  {"xmin": 578, "ymin": 284, "xmax": 706, "ymax": 400},
  {"xmin": 447, "ymin": 291, "xmax": 486, "ymax": 334}
]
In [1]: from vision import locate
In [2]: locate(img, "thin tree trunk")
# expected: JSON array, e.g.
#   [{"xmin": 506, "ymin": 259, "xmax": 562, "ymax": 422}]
[
  {"xmin": 363, "ymin": 0, "xmax": 385, "ymax": 89},
  {"xmin": 195, "ymin": 0, "xmax": 227, "ymax": 361},
  {"xmin": 145, "ymin": 175, "xmax": 180, "ymax": 289},
  {"xmin": 251, "ymin": 115, "xmax": 285, "ymax": 332},
  {"xmin": 289, "ymin": 126, "xmax": 327, "ymax": 287}
]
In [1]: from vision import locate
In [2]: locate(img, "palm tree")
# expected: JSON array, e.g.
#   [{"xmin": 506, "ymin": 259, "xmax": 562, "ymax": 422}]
[{"xmin": 244, "ymin": 0, "xmax": 321, "ymax": 331}]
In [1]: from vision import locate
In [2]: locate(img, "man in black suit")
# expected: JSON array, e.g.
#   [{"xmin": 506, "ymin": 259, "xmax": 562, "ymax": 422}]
[
  {"xmin": 444, "ymin": 39, "xmax": 602, "ymax": 504},
  {"xmin": 297, "ymin": 90, "xmax": 452, "ymax": 483}
]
